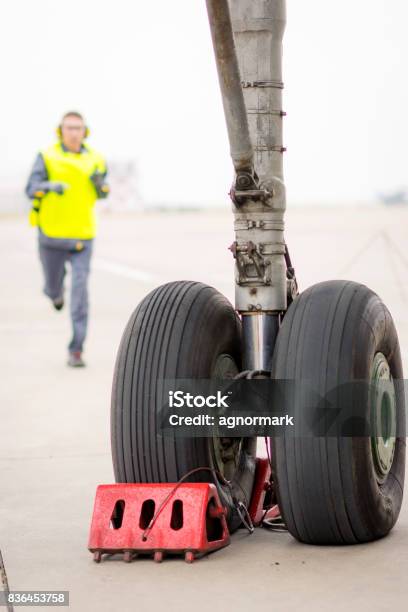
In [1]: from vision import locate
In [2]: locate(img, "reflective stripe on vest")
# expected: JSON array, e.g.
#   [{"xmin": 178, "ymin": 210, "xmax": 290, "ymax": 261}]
[{"xmin": 38, "ymin": 142, "xmax": 106, "ymax": 239}]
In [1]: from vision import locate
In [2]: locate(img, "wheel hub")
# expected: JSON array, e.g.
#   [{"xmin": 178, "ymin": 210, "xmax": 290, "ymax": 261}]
[
  {"xmin": 370, "ymin": 352, "xmax": 396, "ymax": 481},
  {"xmin": 211, "ymin": 354, "xmax": 242, "ymax": 480}
]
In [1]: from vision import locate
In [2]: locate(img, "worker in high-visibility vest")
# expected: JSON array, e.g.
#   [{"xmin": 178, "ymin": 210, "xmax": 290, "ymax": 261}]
[{"xmin": 25, "ymin": 111, "xmax": 109, "ymax": 367}]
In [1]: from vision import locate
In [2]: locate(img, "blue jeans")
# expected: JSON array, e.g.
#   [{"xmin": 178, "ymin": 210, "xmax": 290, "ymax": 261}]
[{"xmin": 38, "ymin": 231, "xmax": 93, "ymax": 353}]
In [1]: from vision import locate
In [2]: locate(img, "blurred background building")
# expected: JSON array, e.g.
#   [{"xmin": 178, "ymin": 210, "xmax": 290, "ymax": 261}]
[{"xmin": 1, "ymin": 0, "xmax": 408, "ymax": 212}]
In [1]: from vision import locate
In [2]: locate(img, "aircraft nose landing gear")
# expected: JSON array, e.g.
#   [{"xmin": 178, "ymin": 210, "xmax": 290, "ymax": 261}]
[{"xmin": 109, "ymin": 0, "xmax": 405, "ymax": 549}]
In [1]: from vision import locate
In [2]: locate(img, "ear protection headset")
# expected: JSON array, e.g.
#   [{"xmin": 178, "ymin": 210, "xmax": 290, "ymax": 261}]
[{"xmin": 56, "ymin": 118, "xmax": 90, "ymax": 140}]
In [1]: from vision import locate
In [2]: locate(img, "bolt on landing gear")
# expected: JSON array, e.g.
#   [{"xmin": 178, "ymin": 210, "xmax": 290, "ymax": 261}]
[{"xmin": 111, "ymin": 0, "xmax": 405, "ymax": 545}]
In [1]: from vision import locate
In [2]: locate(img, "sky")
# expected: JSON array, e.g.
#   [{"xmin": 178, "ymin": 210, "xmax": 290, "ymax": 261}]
[{"xmin": 1, "ymin": 0, "xmax": 408, "ymax": 206}]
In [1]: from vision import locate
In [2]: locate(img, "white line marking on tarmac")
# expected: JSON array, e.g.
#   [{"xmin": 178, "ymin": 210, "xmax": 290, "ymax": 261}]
[{"xmin": 93, "ymin": 257, "xmax": 157, "ymax": 283}]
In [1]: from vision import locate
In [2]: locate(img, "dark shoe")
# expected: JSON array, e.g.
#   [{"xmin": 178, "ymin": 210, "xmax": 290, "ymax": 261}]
[
  {"xmin": 52, "ymin": 297, "xmax": 64, "ymax": 311},
  {"xmin": 67, "ymin": 351, "xmax": 86, "ymax": 368}
]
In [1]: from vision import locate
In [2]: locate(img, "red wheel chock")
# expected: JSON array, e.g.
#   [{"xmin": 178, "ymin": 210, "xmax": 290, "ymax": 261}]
[
  {"xmin": 88, "ymin": 483, "xmax": 230, "ymax": 563},
  {"xmin": 248, "ymin": 458, "xmax": 272, "ymax": 526}
]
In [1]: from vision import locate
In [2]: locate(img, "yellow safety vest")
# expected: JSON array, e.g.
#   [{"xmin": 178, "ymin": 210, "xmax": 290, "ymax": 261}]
[{"xmin": 30, "ymin": 142, "xmax": 106, "ymax": 239}]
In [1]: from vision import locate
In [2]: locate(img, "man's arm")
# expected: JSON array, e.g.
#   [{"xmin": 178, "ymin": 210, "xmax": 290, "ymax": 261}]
[
  {"xmin": 90, "ymin": 163, "xmax": 110, "ymax": 199},
  {"xmin": 25, "ymin": 153, "xmax": 66, "ymax": 199},
  {"xmin": 25, "ymin": 153, "xmax": 49, "ymax": 199}
]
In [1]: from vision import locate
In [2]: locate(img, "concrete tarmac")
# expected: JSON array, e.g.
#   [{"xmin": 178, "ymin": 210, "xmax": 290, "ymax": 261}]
[{"xmin": 1, "ymin": 206, "xmax": 407, "ymax": 611}]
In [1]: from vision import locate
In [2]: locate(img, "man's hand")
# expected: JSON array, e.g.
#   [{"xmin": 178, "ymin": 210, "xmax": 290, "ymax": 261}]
[
  {"xmin": 90, "ymin": 170, "xmax": 109, "ymax": 199},
  {"xmin": 47, "ymin": 181, "xmax": 68, "ymax": 195}
]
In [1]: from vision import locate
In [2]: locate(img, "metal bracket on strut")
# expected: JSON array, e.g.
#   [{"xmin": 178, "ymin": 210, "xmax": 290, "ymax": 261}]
[
  {"xmin": 284, "ymin": 245, "xmax": 299, "ymax": 305},
  {"xmin": 229, "ymin": 240, "xmax": 272, "ymax": 286},
  {"xmin": 229, "ymin": 171, "xmax": 272, "ymax": 206},
  {"xmin": 241, "ymin": 80, "xmax": 284, "ymax": 89}
]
